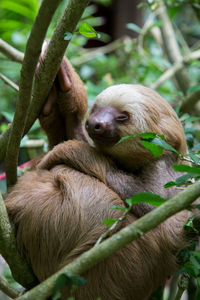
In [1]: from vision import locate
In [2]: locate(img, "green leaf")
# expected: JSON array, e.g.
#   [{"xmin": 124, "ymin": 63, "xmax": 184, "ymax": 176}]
[
  {"xmin": 125, "ymin": 198, "xmax": 134, "ymax": 207},
  {"xmin": 104, "ymin": 218, "xmax": 116, "ymax": 227},
  {"xmin": 185, "ymin": 116, "xmax": 200, "ymax": 123},
  {"xmin": 180, "ymin": 114, "xmax": 190, "ymax": 122},
  {"xmin": 188, "ymin": 153, "xmax": 200, "ymax": 165},
  {"xmin": 126, "ymin": 23, "xmax": 142, "ymax": 34},
  {"xmin": 164, "ymin": 173, "xmax": 194, "ymax": 188},
  {"xmin": 116, "ymin": 136, "xmax": 134, "ymax": 145},
  {"xmin": 0, "ymin": 1, "xmax": 36, "ymax": 20},
  {"xmin": 164, "ymin": 181, "xmax": 177, "ymax": 188},
  {"xmin": 136, "ymin": 132, "xmax": 157, "ymax": 139},
  {"xmin": 185, "ymin": 127, "xmax": 197, "ymax": 134},
  {"xmin": 79, "ymin": 23, "xmax": 99, "ymax": 38},
  {"xmin": 110, "ymin": 205, "xmax": 127, "ymax": 211},
  {"xmin": 53, "ymin": 273, "xmax": 87, "ymax": 295},
  {"xmin": 188, "ymin": 255, "xmax": 200, "ymax": 277},
  {"xmin": 184, "ymin": 217, "xmax": 197, "ymax": 231},
  {"xmin": 176, "ymin": 173, "xmax": 193, "ymax": 185},
  {"xmin": 184, "ymin": 261, "xmax": 199, "ymax": 277},
  {"xmin": 126, "ymin": 192, "xmax": 165, "ymax": 207},
  {"xmin": 173, "ymin": 165, "xmax": 200, "ymax": 174},
  {"xmin": 53, "ymin": 274, "xmax": 70, "ymax": 293},
  {"xmin": 141, "ymin": 140, "xmax": 163, "ymax": 158},
  {"xmin": 64, "ymin": 32, "xmax": 73, "ymax": 40},
  {"xmin": 151, "ymin": 138, "xmax": 178, "ymax": 154}
]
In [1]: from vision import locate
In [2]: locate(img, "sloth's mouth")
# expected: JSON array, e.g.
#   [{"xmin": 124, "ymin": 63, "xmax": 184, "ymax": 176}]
[{"xmin": 90, "ymin": 134, "xmax": 120, "ymax": 146}]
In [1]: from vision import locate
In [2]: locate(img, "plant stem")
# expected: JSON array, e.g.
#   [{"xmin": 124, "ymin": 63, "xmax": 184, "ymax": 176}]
[{"xmin": 5, "ymin": 0, "xmax": 61, "ymax": 188}]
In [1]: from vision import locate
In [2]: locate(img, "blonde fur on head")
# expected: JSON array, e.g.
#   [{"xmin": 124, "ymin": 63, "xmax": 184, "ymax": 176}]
[{"xmin": 93, "ymin": 84, "xmax": 187, "ymax": 170}]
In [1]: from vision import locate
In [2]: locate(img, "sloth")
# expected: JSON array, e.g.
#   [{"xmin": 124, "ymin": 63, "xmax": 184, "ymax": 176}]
[
  {"xmin": 5, "ymin": 47, "xmax": 197, "ymax": 300},
  {"xmin": 38, "ymin": 81, "xmax": 188, "ymax": 215}
]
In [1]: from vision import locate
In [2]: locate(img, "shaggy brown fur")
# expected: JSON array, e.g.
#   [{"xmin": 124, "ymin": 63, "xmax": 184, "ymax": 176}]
[
  {"xmin": 5, "ymin": 45, "xmax": 195, "ymax": 299},
  {"xmin": 6, "ymin": 163, "xmax": 189, "ymax": 300}
]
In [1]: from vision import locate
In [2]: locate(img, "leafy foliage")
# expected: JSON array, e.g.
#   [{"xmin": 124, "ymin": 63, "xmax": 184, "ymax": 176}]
[
  {"xmin": 126, "ymin": 192, "xmax": 165, "ymax": 207},
  {"xmin": 53, "ymin": 273, "xmax": 87, "ymax": 300}
]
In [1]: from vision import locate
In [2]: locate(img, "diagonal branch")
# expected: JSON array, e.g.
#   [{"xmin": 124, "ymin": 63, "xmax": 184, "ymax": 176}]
[
  {"xmin": 0, "ymin": 39, "xmax": 24, "ymax": 63},
  {"xmin": 16, "ymin": 180, "xmax": 200, "ymax": 300},
  {"xmin": 5, "ymin": 0, "xmax": 61, "ymax": 187},
  {"xmin": 0, "ymin": 73, "xmax": 19, "ymax": 92},
  {"xmin": 151, "ymin": 49, "xmax": 200, "ymax": 90}
]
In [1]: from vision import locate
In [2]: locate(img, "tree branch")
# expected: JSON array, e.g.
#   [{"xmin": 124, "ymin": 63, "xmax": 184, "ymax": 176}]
[
  {"xmin": 155, "ymin": 0, "xmax": 190, "ymax": 94},
  {"xmin": 0, "ymin": 0, "xmax": 90, "ymax": 166},
  {"xmin": 0, "ymin": 192, "xmax": 37, "ymax": 289},
  {"xmin": 5, "ymin": 0, "xmax": 61, "ymax": 188},
  {"xmin": 180, "ymin": 90, "xmax": 200, "ymax": 114},
  {"xmin": 0, "ymin": 275, "xmax": 24, "ymax": 299},
  {"xmin": 24, "ymin": 0, "xmax": 90, "ymax": 134},
  {"xmin": 0, "ymin": 39, "xmax": 24, "ymax": 63},
  {"xmin": 16, "ymin": 180, "xmax": 200, "ymax": 300},
  {"xmin": 0, "ymin": 73, "xmax": 19, "ymax": 92},
  {"xmin": 151, "ymin": 49, "xmax": 200, "ymax": 90},
  {"xmin": 71, "ymin": 37, "xmax": 125, "ymax": 66}
]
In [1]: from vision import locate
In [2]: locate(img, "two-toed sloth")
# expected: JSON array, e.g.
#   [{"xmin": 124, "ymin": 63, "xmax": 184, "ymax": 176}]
[{"xmin": 5, "ymin": 46, "xmax": 196, "ymax": 299}]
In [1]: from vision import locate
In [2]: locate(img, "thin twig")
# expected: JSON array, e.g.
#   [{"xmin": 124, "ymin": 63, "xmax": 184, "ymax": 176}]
[
  {"xmin": 16, "ymin": 180, "xmax": 200, "ymax": 300},
  {"xmin": 179, "ymin": 155, "xmax": 198, "ymax": 165},
  {"xmin": 151, "ymin": 49, "xmax": 200, "ymax": 90},
  {"xmin": 0, "ymin": 73, "xmax": 19, "ymax": 92},
  {"xmin": 5, "ymin": 0, "xmax": 61, "ymax": 188},
  {"xmin": 71, "ymin": 37, "xmax": 125, "ymax": 66},
  {"xmin": 174, "ymin": 24, "xmax": 190, "ymax": 55},
  {"xmin": 95, "ymin": 206, "xmax": 132, "ymax": 246},
  {"xmin": 0, "ymin": 39, "xmax": 24, "ymax": 63},
  {"xmin": 0, "ymin": 276, "xmax": 24, "ymax": 299},
  {"xmin": 155, "ymin": 0, "xmax": 190, "ymax": 94},
  {"xmin": 137, "ymin": 17, "xmax": 153, "ymax": 55}
]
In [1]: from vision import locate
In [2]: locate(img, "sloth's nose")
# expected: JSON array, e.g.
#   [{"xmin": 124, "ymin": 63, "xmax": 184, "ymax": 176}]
[{"xmin": 85, "ymin": 118, "xmax": 106, "ymax": 135}]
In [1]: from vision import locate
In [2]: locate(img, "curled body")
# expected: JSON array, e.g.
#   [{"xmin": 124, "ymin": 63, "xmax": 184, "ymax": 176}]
[{"xmin": 5, "ymin": 162, "xmax": 189, "ymax": 300}]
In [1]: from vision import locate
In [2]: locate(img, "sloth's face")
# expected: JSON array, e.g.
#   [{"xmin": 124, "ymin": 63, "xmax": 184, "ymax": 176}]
[{"xmin": 85, "ymin": 84, "xmax": 187, "ymax": 170}]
